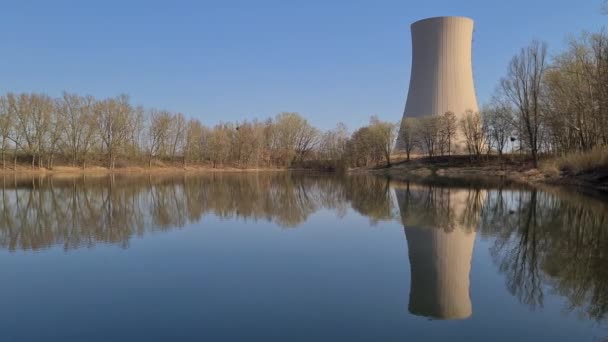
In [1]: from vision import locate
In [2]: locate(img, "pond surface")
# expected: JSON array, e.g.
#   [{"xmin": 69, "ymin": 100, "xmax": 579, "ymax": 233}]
[{"xmin": 0, "ymin": 173, "xmax": 607, "ymax": 341}]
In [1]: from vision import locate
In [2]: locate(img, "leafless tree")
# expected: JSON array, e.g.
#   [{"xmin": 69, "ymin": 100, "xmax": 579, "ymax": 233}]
[
  {"xmin": 170, "ymin": 112, "xmax": 187, "ymax": 161},
  {"xmin": 318, "ymin": 122, "xmax": 349, "ymax": 161},
  {"xmin": 500, "ymin": 40, "xmax": 548, "ymax": 167},
  {"xmin": 97, "ymin": 95, "xmax": 133, "ymax": 169},
  {"xmin": 270, "ymin": 112, "xmax": 318, "ymax": 165},
  {"xmin": 8, "ymin": 93, "xmax": 54, "ymax": 168},
  {"xmin": 460, "ymin": 110, "xmax": 486, "ymax": 158},
  {"xmin": 369, "ymin": 116, "xmax": 397, "ymax": 166},
  {"xmin": 396, "ymin": 117, "xmax": 417, "ymax": 161},
  {"xmin": 440, "ymin": 111, "xmax": 458, "ymax": 156},
  {"xmin": 57, "ymin": 93, "xmax": 98, "ymax": 167},
  {"xmin": 208, "ymin": 123, "xmax": 231, "ymax": 168},
  {"xmin": 415, "ymin": 116, "xmax": 441, "ymax": 158},
  {"xmin": 0, "ymin": 97, "xmax": 12, "ymax": 169},
  {"xmin": 482, "ymin": 103, "xmax": 514, "ymax": 157},
  {"xmin": 147, "ymin": 110, "xmax": 172, "ymax": 167}
]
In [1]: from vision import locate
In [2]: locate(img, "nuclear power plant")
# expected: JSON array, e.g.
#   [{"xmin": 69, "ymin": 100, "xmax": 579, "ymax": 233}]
[{"xmin": 396, "ymin": 16, "xmax": 479, "ymax": 151}]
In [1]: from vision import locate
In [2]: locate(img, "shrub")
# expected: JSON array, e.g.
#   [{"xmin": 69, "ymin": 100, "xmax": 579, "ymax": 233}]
[{"xmin": 549, "ymin": 146, "xmax": 608, "ymax": 175}]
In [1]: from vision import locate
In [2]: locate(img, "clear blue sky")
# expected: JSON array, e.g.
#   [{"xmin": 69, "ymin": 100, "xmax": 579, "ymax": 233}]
[{"xmin": 1, "ymin": 0, "xmax": 605, "ymax": 130}]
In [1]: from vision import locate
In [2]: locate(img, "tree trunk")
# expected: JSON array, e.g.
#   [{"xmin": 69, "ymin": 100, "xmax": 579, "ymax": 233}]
[{"xmin": 531, "ymin": 149, "xmax": 538, "ymax": 168}]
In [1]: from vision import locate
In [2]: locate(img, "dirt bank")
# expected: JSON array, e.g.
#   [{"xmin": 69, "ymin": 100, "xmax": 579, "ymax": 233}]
[
  {"xmin": 360, "ymin": 155, "xmax": 608, "ymax": 194},
  {"xmin": 0, "ymin": 164, "xmax": 286, "ymax": 175}
]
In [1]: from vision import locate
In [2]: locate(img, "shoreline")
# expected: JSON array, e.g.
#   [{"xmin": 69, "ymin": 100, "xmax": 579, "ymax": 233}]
[
  {"xmin": 0, "ymin": 165, "xmax": 287, "ymax": 175},
  {"xmin": 361, "ymin": 156, "xmax": 608, "ymax": 195},
  {"xmin": 2, "ymin": 159, "xmax": 606, "ymax": 196}
]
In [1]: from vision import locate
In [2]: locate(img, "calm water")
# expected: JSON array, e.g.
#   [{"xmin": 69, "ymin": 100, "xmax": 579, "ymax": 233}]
[{"xmin": 0, "ymin": 173, "xmax": 607, "ymax": 341}]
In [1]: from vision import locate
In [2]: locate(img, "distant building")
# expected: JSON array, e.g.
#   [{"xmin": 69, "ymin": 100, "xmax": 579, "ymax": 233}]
[{"xmin": 396, "ymin": 16, "xmax": 478, "ymax": 152}]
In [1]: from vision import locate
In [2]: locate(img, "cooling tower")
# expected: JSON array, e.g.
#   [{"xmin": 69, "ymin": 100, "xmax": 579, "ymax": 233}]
[{"xmin": 396, "ymin": 16, "xmax": 478, "ymax": 151}]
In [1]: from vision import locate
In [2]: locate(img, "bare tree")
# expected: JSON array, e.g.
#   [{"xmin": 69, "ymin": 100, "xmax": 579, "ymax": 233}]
[
  {"xmin": 57, "ymin": 93, "xmax": 98, "ymax": 167},
  {"xmin": 459, "ymin": 110, "xmax": 486, "ymax": 158},
  {"xmin": 440, "ymin": 111, "xmax": 458, "ymax": 155},
  {"xmin": 147, "ymin": 110, "xmax": 172, "ymax": 167},
  {"xmin": 130, "ymin": 106, "xmax": 146, "ymax": 156},
  {"xmin": 416, "ymin": 116, "xmax": 441, "ymax": 158},
  {"xmin": 319, "ymin": 122, "xmax": 349, "ymax": 161},
  {"xmin": 396, "ymin": 117, "xmax": 418, "ymax": 161},
  {"xmin": 271, "ymin": 112, "xmax": 318, "ymax": 165},
  {"xmin": 482, "ymin": 103, "xmax": 514, "ymax": 157},
  {"xmin": 183, "ymin": 119, "xmax": 203, "ymax": 166},
  {"xmin": 208, "ymin": 123, "xmax": 231, "ymax": 168},
  {"xmin": 8, "ymin": 93, "xmax": 54, "ymax": 168},
  {"xmin": 46, "ymin": 106, "xmax": 64, "ymax": 169},
  {"xmin": 369, "ymin": 116, "xmax": 397, "ymax": 166},
  {"xmin": 0, "ymin": 97, "xmax": 12, "ymax": 169},
  {"xmin": 501, "ymin": 40, "xmax": 548, "ymax": 167},
  {"xmin": 97, "ymin": 94, "xmax": 133, "ymax": 169},
  {"xmin": 170, "ymin": 112, "xmax": 187, "ymax": 161},
  {"xmin": 346, "ymin": 126, "xmax": 374, "ymax": 167}
]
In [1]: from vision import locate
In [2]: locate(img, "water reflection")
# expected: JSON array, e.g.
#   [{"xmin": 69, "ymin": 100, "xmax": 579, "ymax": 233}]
[
  {"xmin": 0, "ymin": 173, "xmax": 393, "ymax": 251},
  {"xmin": 0, "ymin": 173, "xmax": 607, "ymax": 325},
  {"xmin": 394, "ymin": 183, "xmax": 484, "ymax": 320},
  {"xmin": 479, "ymin": 188, "xmax": 608, "ymax": 322}
]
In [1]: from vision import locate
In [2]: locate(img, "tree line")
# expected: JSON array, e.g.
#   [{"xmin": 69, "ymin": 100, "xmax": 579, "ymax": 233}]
[{"xmin": 0, "ymin": 92, "xmax": 400, "ymax": 170}]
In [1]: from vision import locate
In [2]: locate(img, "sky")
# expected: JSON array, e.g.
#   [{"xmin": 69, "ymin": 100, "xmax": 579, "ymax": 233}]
[{"xmin": 1, "ymin": 0, "xmax": 606, "ymax": 130}]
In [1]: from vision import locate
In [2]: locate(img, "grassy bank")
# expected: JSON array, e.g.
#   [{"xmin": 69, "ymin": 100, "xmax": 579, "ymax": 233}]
[
  {"xmin": 540, "ymin": 147, "xmax": 608, "ymax": 190},
  {"xmin": 368, "ymin": 149, "xmax": 608, "ymax": 193}
]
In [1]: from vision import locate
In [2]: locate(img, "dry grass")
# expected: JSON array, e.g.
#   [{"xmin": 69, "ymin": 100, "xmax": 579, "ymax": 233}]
[
  {"xmin": 0, "ymin": 164, "xmax": 285, "ymax": 175},
  {"xmin": 544, "ymin": 146, "xmax": 608, "ymax": 176}
]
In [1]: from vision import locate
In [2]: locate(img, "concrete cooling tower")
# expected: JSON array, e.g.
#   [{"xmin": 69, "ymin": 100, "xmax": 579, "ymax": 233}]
[{"xmin": 396, "ymin": 16, "xmax": 478, "ymax": 151}]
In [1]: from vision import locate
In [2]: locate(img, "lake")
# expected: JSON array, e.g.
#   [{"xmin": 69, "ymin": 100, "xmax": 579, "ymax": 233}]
[{"xmin": 0, "ymin": 173, "xmax": 607, "ymax": 341}]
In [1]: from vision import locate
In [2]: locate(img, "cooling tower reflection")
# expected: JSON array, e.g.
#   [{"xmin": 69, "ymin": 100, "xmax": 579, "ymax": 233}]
[{"xmin": 394, "ymin": 181, "xmax": 485, "ymax": 320}]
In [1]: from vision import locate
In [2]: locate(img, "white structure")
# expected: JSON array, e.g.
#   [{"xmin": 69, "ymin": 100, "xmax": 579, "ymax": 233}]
[{"xmin": 396, "ymin": 16, "xmax": 478, "ymax": 151}]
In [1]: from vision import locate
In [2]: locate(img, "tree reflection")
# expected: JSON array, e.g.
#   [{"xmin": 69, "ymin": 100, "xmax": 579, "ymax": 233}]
[
  {"xmin": 479, "ymin": 187, "xmax": 608, "ymax": 322},
  {"xmin": 0, "ymin": 173, "xmax": 394, "ymax": 251}
]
